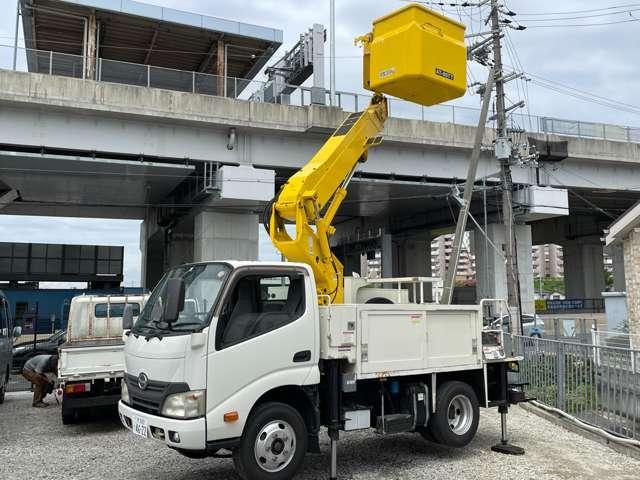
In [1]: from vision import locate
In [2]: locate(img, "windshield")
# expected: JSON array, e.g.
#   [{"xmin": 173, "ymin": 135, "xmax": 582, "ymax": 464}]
[{"xmin": 132, "ymin": 263, "xmax": 231, "ymax": 336}]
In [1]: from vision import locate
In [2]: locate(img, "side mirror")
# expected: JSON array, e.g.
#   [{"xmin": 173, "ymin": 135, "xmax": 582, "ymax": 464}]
[
  {"xmin": 164, "ymin": 278, "xmax": 185, "ymax": 323},
  {"xmin": 122, "ymin": 304, "xmax": 134, "ymax": 331},
  {"xmin": 13, "ymin": 326, "xmax": 22, "ymax": 338}
]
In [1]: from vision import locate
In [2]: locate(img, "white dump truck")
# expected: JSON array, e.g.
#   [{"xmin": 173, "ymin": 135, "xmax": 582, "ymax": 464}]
[
  {"xmin": 58, "ymin": 294, "xmax": 147, "ymax": 424},
  {"xmin": 118, "ymin": 262, "xmax": 526, "ymax": 479}
]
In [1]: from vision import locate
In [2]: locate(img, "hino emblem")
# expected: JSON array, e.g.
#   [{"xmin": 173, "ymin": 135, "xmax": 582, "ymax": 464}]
[{"xmin": 137, "ymin": 372, "xmax": 149, "ymax": 390}]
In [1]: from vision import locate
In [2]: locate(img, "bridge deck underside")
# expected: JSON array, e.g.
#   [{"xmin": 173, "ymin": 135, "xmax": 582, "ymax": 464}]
[{"xmin": 0, "ymin": 151, "xmax": 194, "ymax": 219}]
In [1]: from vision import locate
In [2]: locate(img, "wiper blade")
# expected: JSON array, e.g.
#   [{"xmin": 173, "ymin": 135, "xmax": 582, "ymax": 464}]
[
  {"xmin": 171, "ymin": 322, "xmax": 204, "ymax": 331},
  {"xmin": 150, "ymin": 319, "xmax": 173, "ymax": 332}
]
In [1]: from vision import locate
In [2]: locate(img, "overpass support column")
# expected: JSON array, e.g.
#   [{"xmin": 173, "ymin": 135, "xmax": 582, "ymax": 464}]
[
  {"xmin": 84, "ymin": 14, "xmax": 98, "ymax": 80},
  {"xmin": 381, "ymin": 233, "xmax": 432, "ymax": 301},
  {"xmin": 193, "ymin": 210, "xmax": 259, "ymax": 262},
  {"xmin": 563, "ymin": 240, "xmax": 605, "ymax": 299},
  {"xmin": 607, "ymin": 244, "xmax": 626, "ymax": 292},
  {"xmin": 474, "ymin": 223, "xmax": 534, "ymax": 315},
  {"xmin": 140, "ymin": 218, "xmax": 165, "ymax": 290}
]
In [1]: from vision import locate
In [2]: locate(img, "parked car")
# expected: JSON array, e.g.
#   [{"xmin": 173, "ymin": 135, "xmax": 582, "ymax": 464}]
[
  {"xmin": 0, "ymin": 290, "xmax": 21, "ymax": 403},
  {"xmin": 12, "ymin": 329, "xmax": 67, "ymax": 373},
  {"xmin": 489, "ymin": 314, "xmax": 545, "ymax": 337}
]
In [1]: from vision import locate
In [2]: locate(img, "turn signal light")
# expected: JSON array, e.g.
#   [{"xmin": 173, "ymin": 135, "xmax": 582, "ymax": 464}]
[{"xmin": 224, "ymin": 411, "xmax": 239, "ymax": 423}]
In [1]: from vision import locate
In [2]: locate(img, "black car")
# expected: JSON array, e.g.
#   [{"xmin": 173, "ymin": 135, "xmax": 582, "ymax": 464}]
[{"xmin": 12, "ymin": 330, "xmax": 66, "ymax": 373}]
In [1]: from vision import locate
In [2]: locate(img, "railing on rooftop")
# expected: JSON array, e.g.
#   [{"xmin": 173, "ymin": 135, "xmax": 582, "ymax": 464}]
[{"xmin": 2, "ymin": 44, "xmax": 640, "ymax": 143}]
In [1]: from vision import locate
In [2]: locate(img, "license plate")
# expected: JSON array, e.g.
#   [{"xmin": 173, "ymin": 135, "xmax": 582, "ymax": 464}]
[{"xmin": 132, "ymin": 415, "xmax": 148, "ymax": 438}]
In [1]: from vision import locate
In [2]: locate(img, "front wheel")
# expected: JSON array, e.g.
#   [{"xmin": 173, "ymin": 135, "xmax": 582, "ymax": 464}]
[
  {"xmin": 428, "ymin": 381, "xmax": 479, "ymax": 447},
  {"xmin": 233, "ymin": 402, "xmax": 307, "ymax": 480}
]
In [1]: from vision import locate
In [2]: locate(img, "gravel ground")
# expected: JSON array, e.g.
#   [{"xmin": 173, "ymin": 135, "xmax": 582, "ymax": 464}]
[{"xmin": 1, "ymin": 391, "xmax": 639, "ymax": 480}]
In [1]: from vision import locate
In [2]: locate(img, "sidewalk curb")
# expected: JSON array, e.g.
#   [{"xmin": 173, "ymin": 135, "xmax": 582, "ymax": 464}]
[{"xmin": 519, "ymin": 403, "xmax": 640, "ymax": 461}]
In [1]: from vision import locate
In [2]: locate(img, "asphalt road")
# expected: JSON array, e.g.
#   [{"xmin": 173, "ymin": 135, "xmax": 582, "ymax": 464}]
[{"xmin": 1, "ymin": 391, "xmax": 639, "ymax": 480}]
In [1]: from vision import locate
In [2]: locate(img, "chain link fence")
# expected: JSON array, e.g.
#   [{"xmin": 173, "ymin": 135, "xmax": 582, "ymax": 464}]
[{"xmin": 512, "ymin": 334, "xmax": 640, "ymax": 440}]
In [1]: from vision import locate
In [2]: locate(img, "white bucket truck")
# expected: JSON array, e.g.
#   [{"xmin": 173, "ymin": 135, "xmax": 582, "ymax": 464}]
[{"xmin": 118, "ymin": 262, "xmax": 525, "ymax": 479}]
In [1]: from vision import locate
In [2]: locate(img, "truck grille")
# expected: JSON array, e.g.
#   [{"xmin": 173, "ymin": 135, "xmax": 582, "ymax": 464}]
[{"xmin": 125, "ymin": 374, "xmax": 189, "ymax": 416}]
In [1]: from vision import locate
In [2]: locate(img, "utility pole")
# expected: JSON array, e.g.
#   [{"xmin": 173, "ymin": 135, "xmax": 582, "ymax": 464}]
[
  {"xmin": 440, "ymin": 66, "xmax": 495, "ymax": 305},
  {"xmin": 12, "ymin": 0, "xmax": 20, "ymax": 70},
  {"xmin": 329, "ymin": 0, "xmax": 336, "ymax": 106},
  {"xmin": 490, "ymin": 0, "xmax": 522, "ymax": 335}
]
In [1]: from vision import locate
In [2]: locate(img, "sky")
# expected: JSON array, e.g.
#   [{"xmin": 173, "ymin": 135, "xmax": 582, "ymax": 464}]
[{"xmin": 1, "ymin": 0, "xmax": 640, "ymax": 286}]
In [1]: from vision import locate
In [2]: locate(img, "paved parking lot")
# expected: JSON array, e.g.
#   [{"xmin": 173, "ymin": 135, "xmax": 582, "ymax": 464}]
[{"xmin": 1, "ymin": 391, "xmax": 639, "ymax": 480}]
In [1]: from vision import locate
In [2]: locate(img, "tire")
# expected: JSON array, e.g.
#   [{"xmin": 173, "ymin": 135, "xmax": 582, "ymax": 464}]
[
  {"xmin": 428, "ymin": 381, "xmax": 479, "ymax": 448},
  {"xmin": 417, "ymin": 426, "xmax": 437, "ymax": 443},
  {"xmin": 233, "ymin": 402, "xmax": 308, "ymax": 480},
  {"xmin": 62, "ymin": 409, "xmax": 78, "ymax": 425}
]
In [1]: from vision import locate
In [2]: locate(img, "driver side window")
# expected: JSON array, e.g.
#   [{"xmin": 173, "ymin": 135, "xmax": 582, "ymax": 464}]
[{"xmin": 216, "ymin": 271, "xmax": 306, "ymax": 349}]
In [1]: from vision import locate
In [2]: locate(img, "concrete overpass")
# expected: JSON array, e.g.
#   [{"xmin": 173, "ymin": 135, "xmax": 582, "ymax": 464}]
[{"xmin": 1, "ymin": 69, "xmax": 638, "ymax": 307}]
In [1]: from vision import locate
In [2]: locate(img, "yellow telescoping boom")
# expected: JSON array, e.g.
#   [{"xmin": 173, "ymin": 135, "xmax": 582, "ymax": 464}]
[{"xmin": 267, "ymin": 4, "xmax": 467, "ymax": 304}]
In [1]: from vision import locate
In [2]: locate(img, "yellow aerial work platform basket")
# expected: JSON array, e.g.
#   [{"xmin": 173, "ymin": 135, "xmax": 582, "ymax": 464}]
[{"xmin": 357, "ymin": 3, "xmax": 467, "ymax": 106}]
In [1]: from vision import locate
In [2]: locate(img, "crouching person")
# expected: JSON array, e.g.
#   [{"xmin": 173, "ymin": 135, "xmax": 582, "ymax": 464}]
[{"xmin": 22, "ymin": 354, "xmax": 58, "ymax": 408}]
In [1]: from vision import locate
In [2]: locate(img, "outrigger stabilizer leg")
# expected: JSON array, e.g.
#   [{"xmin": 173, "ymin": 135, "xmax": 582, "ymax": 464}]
[
  {"xmin": 491, "ymin": 405, "xmax": 525, "ymax": 455},
  {"xmin": 329, "ymin": 428, "xmax": 339, "ymax": 480}
]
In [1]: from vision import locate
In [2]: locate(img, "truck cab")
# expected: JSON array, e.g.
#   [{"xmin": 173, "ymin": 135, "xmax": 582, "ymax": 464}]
[{"xmin": 119, "ymin": 261, "xmax": 319, "ymax": 451}]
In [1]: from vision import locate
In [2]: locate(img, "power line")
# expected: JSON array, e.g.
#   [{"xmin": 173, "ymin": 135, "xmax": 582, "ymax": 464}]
[
  {"xmin": 516, "ymin": 4, "xmax": 640, "ymax": 16},
  {"xmin": 520, "ymin": 8, "xmax": 640, "ymax": 22},
  {"xmin": 525, "ymin": 17, "xmax": 640, "ymax": 28}
]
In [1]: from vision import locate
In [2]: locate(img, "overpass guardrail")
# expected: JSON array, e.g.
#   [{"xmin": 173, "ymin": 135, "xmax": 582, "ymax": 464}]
[{"xmin": 1, "ymin": 44, "xmax": 639, "ymax": 143}]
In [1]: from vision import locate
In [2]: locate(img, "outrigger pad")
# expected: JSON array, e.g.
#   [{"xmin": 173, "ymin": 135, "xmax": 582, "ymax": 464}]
[{"xmin": 491, "ymin": 443, "xmax": 525, "ymax": 455}]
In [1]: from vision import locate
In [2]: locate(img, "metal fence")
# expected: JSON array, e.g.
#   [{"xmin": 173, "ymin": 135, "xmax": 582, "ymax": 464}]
[
  {"xmin": 2, "ymin": 43, "xmax": 640, "ymax": 143},
  {"xmin": 512, "ymin": 334, "xmax": 640, "ymax": 440}
]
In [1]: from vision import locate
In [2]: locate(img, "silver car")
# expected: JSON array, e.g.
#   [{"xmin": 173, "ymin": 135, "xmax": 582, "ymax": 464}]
[{"xmin": 490, "ymin": 314, "xmax": 545, "ymax": 337}]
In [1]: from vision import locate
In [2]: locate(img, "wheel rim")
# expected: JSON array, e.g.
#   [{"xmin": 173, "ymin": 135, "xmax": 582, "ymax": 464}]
[
  {"xmin": 254, "ymin": 420, "xmax": 296, "ymax": 473},
  {"xmin": 447, "ymin": 394, "xmax": 473, "ymax": 435}
]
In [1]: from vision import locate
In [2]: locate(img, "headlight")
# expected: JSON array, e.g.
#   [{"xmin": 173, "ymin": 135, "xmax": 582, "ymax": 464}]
[
  {"xmin": 121, "ymin": 380, "xmax": 130, "ymax": 404},
  {"xmin": 13, "ymin": 346, "xmax": 27, "ymax": 354},
  {"xmin": 161, "ymin": 390, "xmax": 205, "ymax": 419}
]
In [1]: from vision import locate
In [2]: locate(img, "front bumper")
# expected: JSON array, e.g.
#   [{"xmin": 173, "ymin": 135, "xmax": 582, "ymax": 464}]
[{"xmin": 118, "ymin": 400, "xmax": 206, "ymax": 450}]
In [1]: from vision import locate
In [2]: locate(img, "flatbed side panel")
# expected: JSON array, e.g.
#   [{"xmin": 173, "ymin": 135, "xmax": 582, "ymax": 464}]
[
  {"xmin": 58, "ymin": 344, "xmax": 124, "ymax": 380},
  {"xmin": 359, "ymin": 308, "xmax": 427, "ymax": 374}
]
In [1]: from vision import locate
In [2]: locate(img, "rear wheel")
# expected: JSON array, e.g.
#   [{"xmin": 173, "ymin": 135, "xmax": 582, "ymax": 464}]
[
  {"xmin": 233, "ymin": 402, "xmax": 307, "ymax": 480},
  {"xmin": 0, "ymin": 370, "xmax": 7, "ymax": 404},
  {"xmin": 62, "ymin": 410, "xmax": 78, "ymax": 424},
  {"xmin": 428, "ymin": 381, "xmax": 479, "ymax": 447}
]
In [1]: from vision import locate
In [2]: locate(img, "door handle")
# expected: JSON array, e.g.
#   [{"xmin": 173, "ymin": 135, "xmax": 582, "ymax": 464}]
[{"xmin": 293, "ymin": 350, "xmax": 311, "ymax": 363}]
